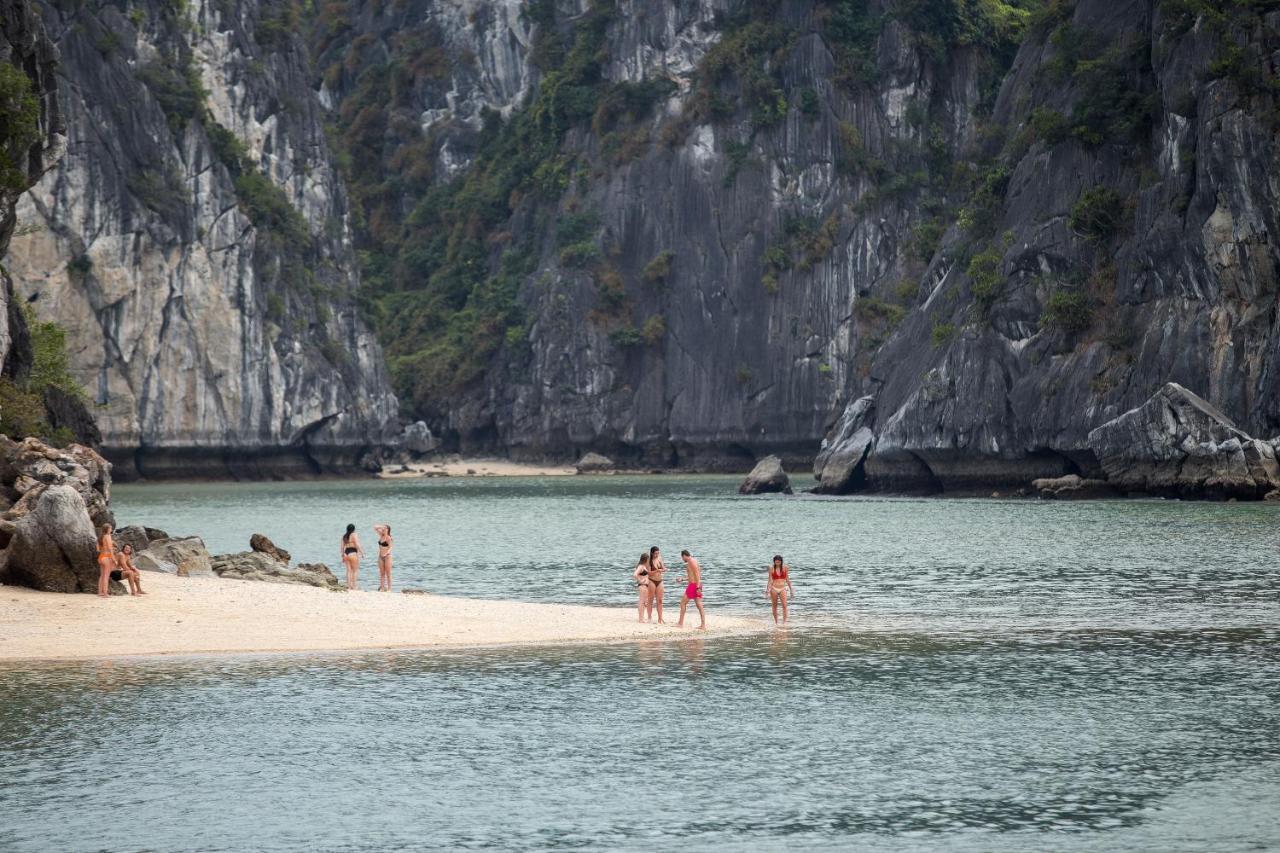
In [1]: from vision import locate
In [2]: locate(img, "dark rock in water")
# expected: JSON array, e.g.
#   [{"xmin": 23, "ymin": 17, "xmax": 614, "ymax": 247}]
[
  {"xmin": 575, "ymin": 453, "xmax": 614, "ymax": 473},
  {"xmin": 211, "ymin": 552, "xmax": 342, "ymax": 590},
  {"xmin": 136, "ymin": 537, "xmax": 213, "ymax": 576},
  {"xmin": 813, "ymin": 397, "xmax": 875, "ymax": 494},
  {"xmin": 1087, "ymin": 384, "xmax": 1280, "ymax": 499},
  {"xmin": 401, "ymin": 588, "xmax": 429, "ymax": 595},
  {"xmin": 249, "ymin": 533, "xmax": 290, "ymax": 564},
  {"xmin": 739, "ymin": 456, "xmax": 793, "ymax": 495},
  {"xmin": 1031, "ymin": 474, "xmax": 1118, "ymax": 500},
  {"xmin": 0, "ymin": 484, "xmax": 98, "ymax": 593}
]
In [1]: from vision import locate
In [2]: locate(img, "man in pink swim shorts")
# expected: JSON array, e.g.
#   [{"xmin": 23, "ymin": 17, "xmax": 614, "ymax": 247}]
[{"xmin": 676, "ymin": 549, "xmax": 706, "ymax": 630}]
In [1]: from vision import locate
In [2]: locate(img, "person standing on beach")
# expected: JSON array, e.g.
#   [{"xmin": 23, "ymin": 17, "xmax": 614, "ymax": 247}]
[
  {"xmin": 765, "ymin": 554, "xmax": 794, "ymax": 625},
  {"xmin": 96, "ymin": 523, "xmax": 116, "ymax": 598},
  {"xmin": 677, "ymin": 549, "xmax": 705, "ymax": 630},
  {"xmin": 340, "ymin": 524, "xmax": 363, "ymax": 591},
  {"xmin": 648, "ymin": 546, "xmax": 667, "ymax": 623},
  {"xmin": 633, "ymin": 552, "xmax": 652, "ymax": 622},
  {"xmin": 374, "ymin": 523, "xmax": 393, "ymax": 591}
]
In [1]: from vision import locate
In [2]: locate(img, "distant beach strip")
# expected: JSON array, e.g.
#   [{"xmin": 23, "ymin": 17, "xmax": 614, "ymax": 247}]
[{"xmin": 0, "ymin": 573, "xmax": 762, "ymax": 661}]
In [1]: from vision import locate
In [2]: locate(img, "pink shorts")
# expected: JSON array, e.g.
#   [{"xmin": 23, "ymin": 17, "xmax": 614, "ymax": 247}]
[{"xmin": 685, "ymin": 583, "xmax": 702, "ymax": 600}]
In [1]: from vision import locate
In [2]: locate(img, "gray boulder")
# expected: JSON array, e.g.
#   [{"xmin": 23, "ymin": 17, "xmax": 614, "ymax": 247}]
[
  {"xmin": 249, "ymin": 533, "xmax": 290, "ymax": 564},
  {"xmin": 739, "ymin": 455, "xmax": 793, "ymax": 495},
  {"xmin": 1031, "ymin": 474, "xmax": 1118, "ymax": 500},
  {"xmin": 401, "ymin": 421, "xmax": 440, "ymax": 455},
  {"xmin": 136, "ymin": 536, "xmax": 213, "ymax": 576},
  {"xmin": 1087, "ymin": 383, "xmax": 1280, "ymax": 499},
  {"xmin": 113, "ymin": 525, "xmax": 154, "ymax": 555},
  {"xmin": 0, "ymin": 484, "xmax": 121, "ymax": 593},
  {"xmin": 575, "ymin": 452, "xmax": 614, "ymax": 473},
  {"xmin": 211, "ymin": 552, "xmax": 342, "ymax": 590},
  {"xmin": 0, "ymin": 437, "xmax": 113, "ymax": 528},
  {"xmin": 813, "ymin": 396, "xmax": 876, "ymax": 494}
]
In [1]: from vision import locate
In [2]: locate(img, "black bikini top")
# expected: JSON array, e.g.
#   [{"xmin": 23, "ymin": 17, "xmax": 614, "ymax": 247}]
[{"xmin": 379, "ymin": 540, "xmax": 390, "ymax": 547}]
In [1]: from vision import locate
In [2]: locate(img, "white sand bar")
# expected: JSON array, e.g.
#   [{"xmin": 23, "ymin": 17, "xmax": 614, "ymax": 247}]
[{"xmin": 0, "ymin": 573, "xmax": 760, "ymax": 660}]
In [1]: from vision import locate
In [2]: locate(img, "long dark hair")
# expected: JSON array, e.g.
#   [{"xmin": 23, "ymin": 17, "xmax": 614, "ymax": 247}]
[
  {"xmin": 772, "ymin": 554, "xmax": 784, "ymax": 566},
  {"xmin": 649, "ymin": 545, "xmax": 660, "ymax": 558},
  {"xmin": 638, "ymin": 553, "xmax": 650, "ymax": 566},
  {"xmin": 343, "ymin": 524, "xmax": 355, "ymax": 543}
]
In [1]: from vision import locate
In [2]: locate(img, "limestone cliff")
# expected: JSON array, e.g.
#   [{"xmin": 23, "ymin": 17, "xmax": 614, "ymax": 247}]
[
  {"xmin": 322, "ymin": 0, "xmax": 1280, "ymax": 488},
  {"xmin": 7, "ymin": 0, "xmax": 399, "ymax": 477}
]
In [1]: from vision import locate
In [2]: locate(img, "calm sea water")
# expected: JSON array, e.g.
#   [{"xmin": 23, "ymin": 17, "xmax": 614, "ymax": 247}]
[{"xmin": 2, "ymin": 476, "xmax": 1278, "ymax": 851}]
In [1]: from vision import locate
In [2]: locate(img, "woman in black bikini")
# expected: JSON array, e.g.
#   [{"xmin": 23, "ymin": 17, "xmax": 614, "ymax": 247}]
[
  {"xmin": 633, "ymin": 552, "xmax": 652, "ymax": 623},
  {"xmin": 374, "ymin": 523, "xmax": 393, "ymax": 592},
  {"xmin": 340, "ymin": 523, "xmax": 363, "ymax": 591},
  {"xmin": 648, "ymin": 545, "xmax": 667, "ymax": 624}
]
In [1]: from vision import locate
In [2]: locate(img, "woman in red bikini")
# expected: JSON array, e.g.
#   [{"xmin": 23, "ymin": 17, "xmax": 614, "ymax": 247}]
[
  {"xmin": 765, "ymin": 554, "xmax": 795, "ymax": 625},
  {"xmin": 96, "ymin": 523, "xmax": 116, "ymax": 597},
  {"xmin": 633, "ymin": 552, "xmax": 652, "ymax": 622}
]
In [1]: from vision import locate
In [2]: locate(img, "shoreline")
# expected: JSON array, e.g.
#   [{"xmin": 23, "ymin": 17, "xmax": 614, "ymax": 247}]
[{"xmin": 0, "ymin": 573, "xmax": 762, "ymax": 662}]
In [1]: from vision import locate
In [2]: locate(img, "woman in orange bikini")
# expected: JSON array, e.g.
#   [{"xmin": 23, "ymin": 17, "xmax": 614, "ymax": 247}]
[
  {"xmin": 115, "ymin": 543, "xmax": 145, "ymax": 596},
  {"xmin": 96, "ymin": 523, "xmax": 116, "ymax": 597},
  {"xmin": 765, "ymin": 554, "xmax": 795, "ymax": 625},
  {"xmin": 374, "ymin": 523, "xmax": 393, "ymax": 591},
  {"xmin": 340, "ymin": 524, "xmax": 363, "ymax": 591},
  {"xmin": 633, "ymin": 552, "xmax": 652, "ymax": 622}
]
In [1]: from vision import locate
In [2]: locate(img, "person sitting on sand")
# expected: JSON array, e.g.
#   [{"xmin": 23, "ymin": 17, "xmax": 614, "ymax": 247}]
[
  {"xmin": 340, "ymin": 524, "xmax": 363, "ymax": 591},
  {"xmin": 633, "ymin": 552, "xmax": 652, "ymax": 622},
  {"xmin": 374, "ymin": 523, "xmax": 393, "ymax": 592},
  {"xmin": 114, "ymin": 544, "xmax": 146, "ymax": 596},
  {"xmin": 648, "ymin": 546, "xmax": 667, "ymax": 624},
  {"xmin": 765, "ymin": 554, "xmax": 794, "ymax": 625},
  {"xmin": 676, "ymin": 549, "xmax": 705, "ymax": 630},
  {"xmin": 96, "ymin": 523, "xmax": 116, "ymax": 598}
]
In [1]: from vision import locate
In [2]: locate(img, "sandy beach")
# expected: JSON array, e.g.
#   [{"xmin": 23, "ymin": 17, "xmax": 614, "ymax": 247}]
[
  {"xmin": 379, "ymin": 458, "xmax": 578, "ymax": 478},
  {"xmin": 0, "ymin": 573, "xmax": 759, "ymax": 660}
]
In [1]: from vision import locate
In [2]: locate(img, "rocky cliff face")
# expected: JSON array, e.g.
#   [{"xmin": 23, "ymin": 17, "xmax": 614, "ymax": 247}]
[
  {"xmin": 320, "ymin": 0, "xmax": 1280, "ymax": 488},
  {"xmin": 7, "ymin": 0, "xmax": 399, "ymax": 477},
  {"xmin": 0, "ymin": 0, "xmax": 62, "ymax": 380}
]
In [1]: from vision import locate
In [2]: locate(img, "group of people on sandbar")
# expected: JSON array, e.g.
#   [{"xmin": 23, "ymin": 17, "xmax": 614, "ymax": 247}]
[
  {"xmin": 634, "ymin": 549, "xmax": 795, "ymax": 628},
  {"xmin": 95, "ymin": 523, "xmax": 145, "ymax": 597},
  {"xmin": 338, "ymin": 523, "xmax": 395, "ymax": 591}
]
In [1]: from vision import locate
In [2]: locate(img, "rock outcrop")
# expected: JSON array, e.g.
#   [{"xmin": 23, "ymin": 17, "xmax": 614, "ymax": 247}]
[
  {"xmin": 249, "ymin": 533, "xmax": 289, "ymax": 564},
  {"xmin": 575, "ymin": 452, "xmax": 615, "ymax": 474},
  {"xmin": 813, "ymin": 397, "xmax": 876, "ymax": 494},
  {"xmin": 0, "ymin": 436, "xmax": 112, "ymax": 527},
  {"xmin": 135, "ymin": 536, "xmax": 213, "ymax": 576},
  {"xmin": 0, "ymin": 483, "xmax": 116, "ymax": 593},
  {"xmin": 739, "ymin": 455, "xmax": 793, "ymax": 495},
  {"xmin": 1031, "ymin": 474, "xmax": 1117, "ymax": 500},
  {"xmin": 7, "ymin": 0, "xmax": 400, "ymax": 479},
  {"xmin": 210, "ymin": 551, "xmax": 341, "ymax": 590},
  {"xmin": 1086, "ymin": 383, "xmax": 1280, "ymax": 499}
]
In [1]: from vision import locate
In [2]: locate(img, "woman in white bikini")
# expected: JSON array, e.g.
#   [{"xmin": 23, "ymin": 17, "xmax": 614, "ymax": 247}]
[
  {"xmin": 374, "ymin": 523, "xmax": 393, "ymax": 591},
  {"xmin": 340, "ymin": 524, "xmax": 363, "ymax": 591},
  {"xmin": 633, "ymin": 552, "xmax": 652, "ymax": 622}
]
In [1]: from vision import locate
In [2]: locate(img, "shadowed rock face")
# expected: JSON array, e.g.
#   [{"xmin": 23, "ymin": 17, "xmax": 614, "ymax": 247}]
[
  {"xmin": 312, "ymin": 0, "xmax": 1280, "ymax": 487},
  {"xmin": 7, "ymin": 0, "xmax": 399, "ymax": 478},
  {"xmin": 739, "ymin": 455, "xmax": 792, "ymax": 495}
]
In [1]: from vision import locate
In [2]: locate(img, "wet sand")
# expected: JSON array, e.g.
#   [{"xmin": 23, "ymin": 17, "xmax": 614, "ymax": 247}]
[{"xmin": 0, "ymin": 573, "xmax": 757, "ymax": 660}]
